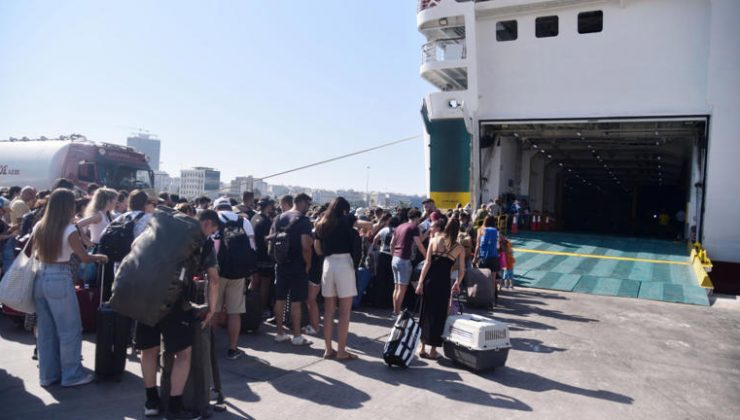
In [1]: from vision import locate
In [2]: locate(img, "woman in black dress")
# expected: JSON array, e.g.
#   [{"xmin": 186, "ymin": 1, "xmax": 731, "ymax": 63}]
[{"xmin": 415, "ymin": 218, "xmax": 466, "ymax": 359}]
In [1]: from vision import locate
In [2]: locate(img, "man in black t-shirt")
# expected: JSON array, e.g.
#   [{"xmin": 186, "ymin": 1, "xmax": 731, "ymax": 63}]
[
  {"xmin": 271, "ymin": 193, "xmax": 313, "ymax": 346},
  {"xmin": 250, "ymin": 198, "xmax": 276, "ymax": 318}
]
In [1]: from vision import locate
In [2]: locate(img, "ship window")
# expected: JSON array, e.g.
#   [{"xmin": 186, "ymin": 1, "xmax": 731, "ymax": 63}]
[
  {"xmin": 496, "ymin": 20, "xmax": 517, "ymax": 41},
  {"xmin": 536, "ymin": 15, "xmax": 558, "ymax": 38},
  {"xmin": 578, "ymin": 10, "xmax": 603, "ymax": 34}
]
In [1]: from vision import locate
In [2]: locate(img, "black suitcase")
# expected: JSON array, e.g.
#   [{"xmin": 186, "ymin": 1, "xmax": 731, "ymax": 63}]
[
  {"xmin": 382, "ymin": 309, "xmax": 421, "ymax": 368},
  {"xmin": 241, "ymin": 289, "xmax": 262, "ymax": 333},
  {"xmin": 464, "ymin": 267, "xmax": 497, "ymax": 308},
  {"xmin": 369, "ymin": 253, "xmax": 394, "ymax": 308},
  {"xmin": 94, "ymin": 270, "xmax": 132, "ymax": 380},
  {"xmin": 161, "ymin": 323, "xmax": 223, "ymax": 417}
]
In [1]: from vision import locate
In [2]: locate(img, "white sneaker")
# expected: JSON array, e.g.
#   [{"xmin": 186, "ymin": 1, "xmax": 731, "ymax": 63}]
[
  {"xmin": 274, "ymin": 333, "xmax": 292, "ymax": 343},
  {"xmin": 302, "ymin": 325, "xmax": 318, "ymax": 335},
  {"xmin": 63, "ymin": 373, "xmax": 94, "ymax": 387},
  {"xmin": 291, "ymin": 335, "xmax": 311, "ymax": 346}
]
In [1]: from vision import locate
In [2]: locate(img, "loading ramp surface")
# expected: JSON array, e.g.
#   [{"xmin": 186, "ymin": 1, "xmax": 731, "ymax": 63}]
[{"xmin": 511, "ymin": 232, "xmax": 709, "ymax": 306}]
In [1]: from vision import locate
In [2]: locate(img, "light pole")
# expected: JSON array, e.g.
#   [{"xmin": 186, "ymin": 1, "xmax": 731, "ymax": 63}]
[{"xmin": 365, "ymin": 166, "xmax": 371, "ymax": 206}]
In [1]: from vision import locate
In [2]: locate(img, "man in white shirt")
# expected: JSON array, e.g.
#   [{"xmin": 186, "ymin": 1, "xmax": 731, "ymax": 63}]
[{"xmin": 213, "ymin": 197, "xmax": 256, "ymax": 359}]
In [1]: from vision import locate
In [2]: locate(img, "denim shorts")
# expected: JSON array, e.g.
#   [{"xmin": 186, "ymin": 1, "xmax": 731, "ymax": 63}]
[{"xmin": 391, "ymin": 257, "xmax": 413, "ymax": 286}]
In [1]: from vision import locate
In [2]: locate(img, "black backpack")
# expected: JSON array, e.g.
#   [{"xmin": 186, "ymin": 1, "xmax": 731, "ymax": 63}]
[
  {"xmin": 217, "ymin": 216, "xmax": 256, "ymax": 279},
  {"xmin": 268, "ymin": 216, "xmax": 300, "ymax": 265},
  {"xmin": 99, "ymin": 212, "xmax": 146, "ymax": 262}
]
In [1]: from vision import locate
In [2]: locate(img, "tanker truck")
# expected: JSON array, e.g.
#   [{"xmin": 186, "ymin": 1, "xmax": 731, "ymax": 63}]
[{"xmin": 0, "ymin": 137, "xmax": 154, "ymax": 192}]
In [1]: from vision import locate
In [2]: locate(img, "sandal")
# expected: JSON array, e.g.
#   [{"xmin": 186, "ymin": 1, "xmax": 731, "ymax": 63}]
[
  {"xmin": 323, "ymin": 350, "xmax": 337, "ymax": 359},
  {"xmin": 336, "ymin": 352, "xmax": 359, "ymax": 361},
  {"xmin": 418, "ymin": 351, "xmax": 430, "ymax": 359}
]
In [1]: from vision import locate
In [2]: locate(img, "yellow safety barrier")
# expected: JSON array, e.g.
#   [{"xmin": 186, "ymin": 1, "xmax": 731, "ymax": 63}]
[{"xmin": 690, "ymin": 243, "xmax": 714, "ymax": 289}]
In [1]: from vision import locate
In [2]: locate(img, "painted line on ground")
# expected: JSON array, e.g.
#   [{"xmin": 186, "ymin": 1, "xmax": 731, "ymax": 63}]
[{"xmin": 512, "ymin": 248, "xmax": 689, "ymax": 266}]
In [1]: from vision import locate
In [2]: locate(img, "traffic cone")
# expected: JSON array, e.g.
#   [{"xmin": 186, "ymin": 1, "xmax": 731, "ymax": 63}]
[
  {"xmin": 532, "ymin": 215, "xmax": 539, "ymax": 231},
  {"xmin": 544, "ymin": 216, "xmax": 550, "ymax": 231},
  {"xmin": 511, "ymin": 215, "xmax": 519, "ymax": 234}
]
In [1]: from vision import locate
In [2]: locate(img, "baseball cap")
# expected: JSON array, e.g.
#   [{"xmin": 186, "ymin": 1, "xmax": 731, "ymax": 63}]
[{"xmin": 213, "ymin": 197, "xmax": 232, "ymax": 209}]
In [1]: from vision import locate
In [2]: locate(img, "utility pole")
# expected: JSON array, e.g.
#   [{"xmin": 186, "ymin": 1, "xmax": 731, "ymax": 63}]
[{"xmin": 366, "ymin": 166, "xmax": 371, "ymax": 206}]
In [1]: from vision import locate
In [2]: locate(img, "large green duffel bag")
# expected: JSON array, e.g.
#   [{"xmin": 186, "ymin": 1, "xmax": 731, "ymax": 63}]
[{"xmin": 110, "ymin": 208, "xmax": 204, "ymax": 327}]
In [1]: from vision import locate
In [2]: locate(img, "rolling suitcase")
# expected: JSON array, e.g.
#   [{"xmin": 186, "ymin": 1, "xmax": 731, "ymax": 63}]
[
  {"xmin": 161, "ymin": 325, "xmax": 222, "ymax": 417},
  {"xmin": 382, "ymin": 308, "xmax": 421, "ymax": 368},
  {"xmin": 76, "ymin": 285, "xmax": 100, "ymax": 332},
  {"xmin": 442, "ymin": 313, "xmax": 511, "ymax": 371},
  {"xmin": 94, "ymin": 269, "xmax": 132, "ymax": 380},
  {"xmin": 368, "ymin": 253, "xmax": 393, "ymax": 308},
  {"xmin": 161, "ymin": 312, "xmax": 224, "ymax": 417},
  {"xmin": 464, "ymin": 267, "xmax": 496, "ymax": 308},
  {"xmin": 353, "ymin": 267, "xmax": 371, "ymax": 309},
  {"xmin": 242, "ymin": 289, "xmax": 262, "ymax": 333}
]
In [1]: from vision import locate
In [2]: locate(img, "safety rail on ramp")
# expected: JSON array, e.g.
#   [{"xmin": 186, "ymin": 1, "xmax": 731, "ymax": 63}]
[{"xmin": 690, "ymin": 242, "xmax": 714, "ymax": 291}]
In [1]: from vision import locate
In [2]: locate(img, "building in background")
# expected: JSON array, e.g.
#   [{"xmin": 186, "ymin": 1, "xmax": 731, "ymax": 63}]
[
  {"xmin": 168, "ymin": 177, "xmax": 181, "ymax": 196},
  {"xmin": 253, "ymin": 179, "xmax": 268, "ymax": 197},
  {"xmin": 153, "ymin": 171, "xmax": 172, "ymax": 193},
  {"xmin": 126, "ymin": 132, "xmax": 161, "ymax": 171},
  {"xmin": 229, "ymin": 176, "xmax": 254, "ymax": 196},
  {"xmin": 180, "ymin": 167, "xmax": 220, "ymax": 199}
]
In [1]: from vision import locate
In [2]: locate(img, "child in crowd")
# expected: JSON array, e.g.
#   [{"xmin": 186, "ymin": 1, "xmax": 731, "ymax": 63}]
[
  {"xmin": 497, "ymin": 235, "xmax": 508, "ymax": 291},
  {"xmin": 500, "ymin": 235, "xmax": 515, "ymax": 289}
]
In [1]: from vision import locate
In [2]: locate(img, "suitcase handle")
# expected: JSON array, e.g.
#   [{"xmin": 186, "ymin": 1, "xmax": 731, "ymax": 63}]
[{"xmin": 453, "ymin": 293, "xmax": 464, "ymax": 315}]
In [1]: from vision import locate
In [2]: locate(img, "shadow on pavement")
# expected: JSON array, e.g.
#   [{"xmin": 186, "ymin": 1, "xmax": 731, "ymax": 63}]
[
  {"xmin": 0, "ymin": 316, "xmax": 35, "ymax": 346},
  {"xmin": 343, "ymin": 338, "xmax": 532, "ymax": 411},
  {"xmin": 481, "ymin": 366, "xmax": 634, "ymax": 405},
  {"xmin": 509, "ymin": 338, "xmax": 567, "ymax": 354},
  {"xmin": 496, "ymin": 293, "xmax": 599, "ymax": 326},
  {"xmin": 0, "ymin": 368, "xmax": 47, "ymax": 418},
  {"xmin": 226, "ymin": 355, "xmax": 371, "ymax": 409}
]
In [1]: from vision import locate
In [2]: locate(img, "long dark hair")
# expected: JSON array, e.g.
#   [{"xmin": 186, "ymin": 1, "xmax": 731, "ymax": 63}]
[
  {"xmin": 35, "ymin": 189, "xmax": 76, "ymax": 262},
  {"xmin": 443, "ymin": 218, "xmax": 461, "ymax": 249},
  {"xmin": 316, "ymin": 196, "xmax": 350, "ymax": 238}
]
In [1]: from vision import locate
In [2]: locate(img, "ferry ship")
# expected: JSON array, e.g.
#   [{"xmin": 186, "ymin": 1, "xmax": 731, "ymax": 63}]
[{"xmin": 417, "ymin": 0, "xmax": 740, "ymax": 292}]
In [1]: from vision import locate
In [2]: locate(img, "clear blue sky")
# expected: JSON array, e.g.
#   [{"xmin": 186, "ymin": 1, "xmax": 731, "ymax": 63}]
[{"xmin": 0, "ymin": 0, "xmax": 430, "ymax": 195}]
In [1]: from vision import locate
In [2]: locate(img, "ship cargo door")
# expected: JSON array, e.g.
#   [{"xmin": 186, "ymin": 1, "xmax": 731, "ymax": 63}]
[{"xmin": 480, "ymin": 118, "xmax": 708, "ymax": 240}]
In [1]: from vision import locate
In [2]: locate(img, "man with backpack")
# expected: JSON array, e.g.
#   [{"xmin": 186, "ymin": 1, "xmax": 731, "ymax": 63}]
[
  {"xmin": 212, "ymin": 197, "xmax": 256, "ymax": 359},
  {"xmin": 270, "ymin": 193, "xmax": 313, "ymax": 346},
  {"xmin": 107, "ymin": 190, "xmax": 152, "ymax": 249},
  {"xmin": 250, "ymin": 198, "xmax": 276, "ymax": 319}
]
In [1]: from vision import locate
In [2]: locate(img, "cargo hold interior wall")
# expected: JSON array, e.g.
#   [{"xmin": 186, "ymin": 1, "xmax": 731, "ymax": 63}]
[{"xmin": 479, "ymin": 118, "xmax": 708, "ymax": 239}]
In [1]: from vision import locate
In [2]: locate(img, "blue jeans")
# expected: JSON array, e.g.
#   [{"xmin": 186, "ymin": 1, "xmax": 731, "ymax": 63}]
[
  {"xmin": 2, "ymin": 237, "xmax": 15, "ymax": 275},
  {"xmin": 33, "ymin": 263, "xmax": 87, "ymax": 386}
]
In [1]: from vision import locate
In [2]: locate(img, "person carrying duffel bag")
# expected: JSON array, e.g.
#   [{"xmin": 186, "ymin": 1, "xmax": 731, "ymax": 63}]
[{"xmin": 110, "ymin": 206, "xmax": 222, "ymax": 419}]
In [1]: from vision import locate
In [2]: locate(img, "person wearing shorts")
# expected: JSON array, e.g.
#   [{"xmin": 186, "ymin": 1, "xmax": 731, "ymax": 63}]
[
  {"xmin": 250, "ymin": 198, "xmax": 276, "ymax": 319},
  {"xmin": 136, "ymin": 209, "xmax": 221, "ymax": 419},
  {"xmin": 315, "ymin": 197, "xmax": 373, "ymax": 361},
  {"xmin": 271, "ymin": 193, "xmax": 313, "ymax": 346},
  {"xmin": 389, "ymin": 209, "xmax": 426, "ymax": 317},
  {"xmin": 305, "ymin": 227, "xmax": 325, "ymax": 336}
]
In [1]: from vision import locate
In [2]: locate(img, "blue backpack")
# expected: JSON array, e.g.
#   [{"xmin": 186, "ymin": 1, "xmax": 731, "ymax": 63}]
[{"xmin": 479, "ymin": 227, "xmax": 498, "ymax": 260}]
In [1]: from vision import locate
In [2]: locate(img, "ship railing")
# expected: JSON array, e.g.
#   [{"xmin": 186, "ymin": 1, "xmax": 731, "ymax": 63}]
[
  {"xmin": 418, "ymin": 0, "xmax": 475, "ymax": 12},
  {"xmin": 422, "ymin": 37, "xmax": 467, "ymax": 64}
]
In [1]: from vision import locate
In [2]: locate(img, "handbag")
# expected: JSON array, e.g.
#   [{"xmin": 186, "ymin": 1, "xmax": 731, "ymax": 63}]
[{"xmin": 0, "ymin": 239, "xmax": 37, "ymax": 314}]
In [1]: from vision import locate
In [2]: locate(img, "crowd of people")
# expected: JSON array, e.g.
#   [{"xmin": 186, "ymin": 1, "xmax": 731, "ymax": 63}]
[{"xmin": 0, "ymin": 181, "xmax": 517, "ymax": 419}]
